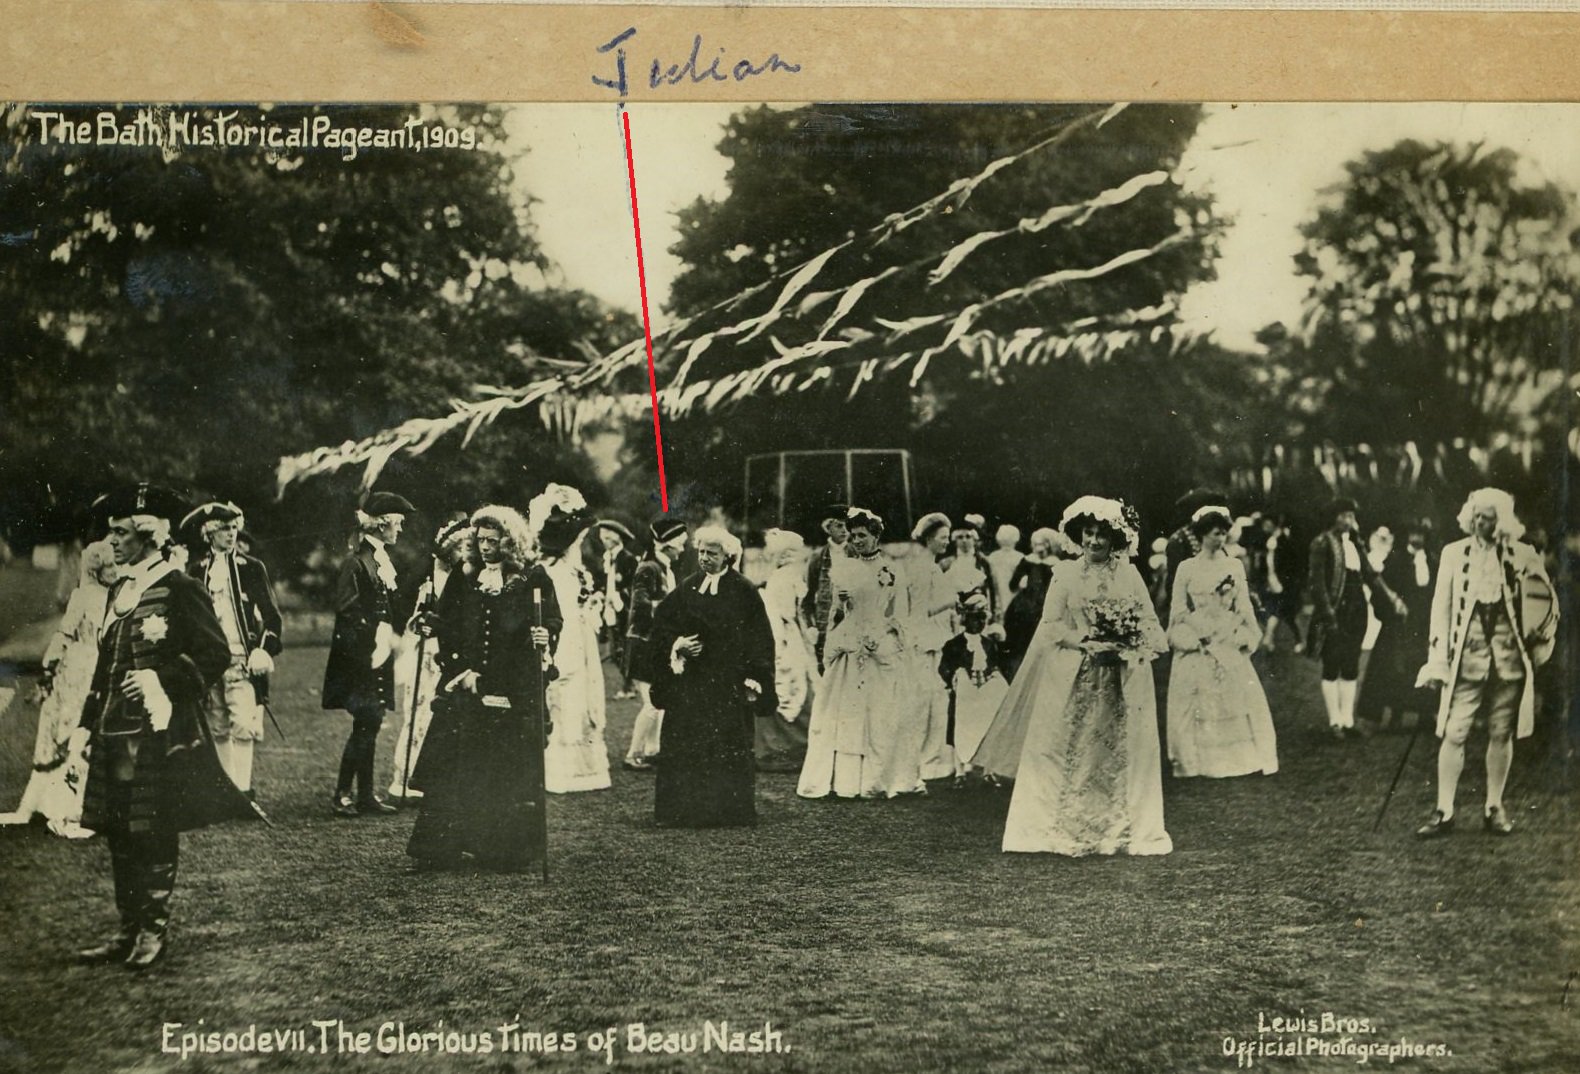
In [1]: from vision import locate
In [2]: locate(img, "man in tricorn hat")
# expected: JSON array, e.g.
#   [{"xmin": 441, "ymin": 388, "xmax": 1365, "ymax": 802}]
[
  {"xmin": 322, "ymin": 490, "xmax": 414, "ymax": 816},
  {"xmin": 73, "ymin": 483, "xmax": 260, "ymax": 969},
  {"xmin": 181, "ymin": 500, "xmax": 283, "ymax": 800},
  {"xmin": 1307, "ymin": 497, "xmax": 1402, "ymax": 738}
]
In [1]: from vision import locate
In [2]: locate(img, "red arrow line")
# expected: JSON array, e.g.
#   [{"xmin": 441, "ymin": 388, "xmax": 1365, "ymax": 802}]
[{"xmin": 621, "ymin": 108, "xmax": 669, "ymax": 512}]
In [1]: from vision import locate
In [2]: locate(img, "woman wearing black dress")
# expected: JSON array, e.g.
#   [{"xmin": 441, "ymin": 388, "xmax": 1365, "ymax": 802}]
[{"xmin": 1002, "ymin": 527, "xmax": 1062, "ymax": 681}]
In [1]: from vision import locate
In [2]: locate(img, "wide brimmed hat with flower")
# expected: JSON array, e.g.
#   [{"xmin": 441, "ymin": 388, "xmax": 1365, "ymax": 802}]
[
  {"xmin": 528, "ymin": 483, "xmax": 591, "ymax": 557},
  {"xmin": 1059, "ymin": 495, "xmax": 1141, "ymax": 557}
]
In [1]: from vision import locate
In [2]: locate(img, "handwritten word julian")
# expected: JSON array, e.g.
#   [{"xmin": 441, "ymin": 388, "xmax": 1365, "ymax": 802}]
[{"xmin": 594, "ymin": 28, "xmax": 801, "ymax": 98}]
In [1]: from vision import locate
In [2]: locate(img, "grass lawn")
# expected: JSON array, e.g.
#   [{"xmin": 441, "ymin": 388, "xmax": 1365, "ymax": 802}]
[{"xmin": 0, "ymin": 638, "xmax": 1575, "ymax": 1074}]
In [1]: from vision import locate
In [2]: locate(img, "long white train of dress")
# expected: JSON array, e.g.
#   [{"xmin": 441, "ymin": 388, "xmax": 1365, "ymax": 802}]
[
  {"xmin": 0, "ymin": 583, "xmax": 105, "ymax": 836},
  {"xmin": 971, "ymin": 558, "xmax": 1171, "ymax": 856},
  {"xmin": 544, "ymin": 557, "xmax": 612, "ymax": 794},
  {"xmin": 797, "ymin": 553, "xmax": 924, "ymax": 798}
]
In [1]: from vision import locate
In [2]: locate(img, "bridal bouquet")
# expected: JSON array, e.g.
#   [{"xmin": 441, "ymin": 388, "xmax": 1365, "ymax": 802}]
[{"xmin": 1084, "ymin": 596, "xmax": 1147, "ymax": 651}]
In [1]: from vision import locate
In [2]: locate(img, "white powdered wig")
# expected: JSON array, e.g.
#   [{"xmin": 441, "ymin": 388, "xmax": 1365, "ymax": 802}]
[
  {"xmin": 693, "ymin": 524, "xmax": 743, "ymax": 562},
  {"xmin": 1457, "ymin": 487, "xmax": 1524, "ymax": 541}
]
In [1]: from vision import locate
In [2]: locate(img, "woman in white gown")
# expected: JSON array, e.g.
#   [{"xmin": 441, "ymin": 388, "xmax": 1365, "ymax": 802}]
[
  {"xmin": 1166, "ymin": 506, "xmax": 1278, "ymax": 778},
  {"xmin": 388, "ymin": 518, "xmax": 472, "ymax": 801},
  {"xmin": 797, "ymin": 508, "xmax": 924, "ymax": 799},
  {"xmin": 909, "ymin": 512, "xmax": 958, "ymax": 781},
  {"xmin": 0, "ymin": 540, "xmax": 116, "ymax": 837},
  {"xmin": 531, "ymin": 485, "xmax": 612, "ymax": 794},
  {"xmin": 971, "ymin": 496, "xmax": 1171, "ymax": 856}
]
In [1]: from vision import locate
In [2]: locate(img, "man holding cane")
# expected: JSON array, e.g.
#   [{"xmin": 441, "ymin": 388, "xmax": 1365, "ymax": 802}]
[
  {"xmin": 407, "ymin": 506, "xmax": 561, "ymax": 872},
  {"xmin": 1414, "ymin": 488, "xmax": 1556, "ymax": 838}
]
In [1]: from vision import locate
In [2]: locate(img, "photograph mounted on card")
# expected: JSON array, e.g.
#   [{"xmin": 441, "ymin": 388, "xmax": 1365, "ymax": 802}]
[{"xmin": 0, "ymin": 3, "xmax": 1574, "ymax": 1073}]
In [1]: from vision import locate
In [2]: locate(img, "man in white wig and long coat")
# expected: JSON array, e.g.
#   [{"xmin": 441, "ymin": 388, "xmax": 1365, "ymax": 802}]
[{"xmin": 1414, "ymin": 488, "xmax": 1556, "ymax": 838}]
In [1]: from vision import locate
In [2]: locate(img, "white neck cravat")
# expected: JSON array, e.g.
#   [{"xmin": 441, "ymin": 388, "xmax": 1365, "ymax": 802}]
[
  {"xmin": 698, "ymin": 572, "xmax": 723, "ymax": 596},
  {"xmin": 477, "ymin": 564, "xmax": 504, "ymax": 594},
  {"xmin": 1470, "ymin": 539, "xmax": 1503, "ymax": 605},
  {"xmin": 366, "ymin": 538, "xmax": 397, "ymax": 591},
  {"xmin": 1340, "ymin": 533, "xmax": 1361, "ymax": 572},
  {"xmin": 1413, "ymin": 549, "xmax": 1429, "ymax": 588}
]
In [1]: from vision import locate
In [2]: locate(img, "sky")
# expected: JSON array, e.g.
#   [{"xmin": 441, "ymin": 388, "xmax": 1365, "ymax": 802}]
[{"xmin": 509, "ymin": 102, "xmax": 1580, "ymax": 352}]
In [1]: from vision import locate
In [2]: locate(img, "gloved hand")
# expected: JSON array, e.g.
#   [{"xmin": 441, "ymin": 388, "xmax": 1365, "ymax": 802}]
[
  {"xmin": 445, "ymin": 670, "xmax": 481, "ymax": 694},
  {"xmin": 124, "ymin": 669, "xmax": 172, "ymax": 731},
  {"xmin": 246, "ymin": 648, "xmax": 275, "ymax": 676}
]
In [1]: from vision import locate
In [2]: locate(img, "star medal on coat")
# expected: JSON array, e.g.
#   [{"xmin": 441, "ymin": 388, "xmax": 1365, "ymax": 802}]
[{"xmin": 140, "ymin": 614, "xmax": 170, "ymax": 642}]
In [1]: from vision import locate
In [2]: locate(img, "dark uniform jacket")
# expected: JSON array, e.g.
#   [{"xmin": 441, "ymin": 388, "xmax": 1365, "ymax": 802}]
[
  {"xmin": 190, "ymin": 549, "xmax": 284, "ymax": 701},
  {"xmin": 1307, "ymin": 529, "xmax": 1396, "ymax": 627},
  {"xmin": 322, "ymin": 538, "xmax": 397, "ymax": 712},
  {"xmin": 79, "ymin": 558, "xmax": 259, "ymax": 833}
]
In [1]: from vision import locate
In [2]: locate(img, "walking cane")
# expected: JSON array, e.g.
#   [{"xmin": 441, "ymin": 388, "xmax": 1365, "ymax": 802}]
[
  {"xmin": 533, "ymin": 589, "xmax": 551, "ymax": 883},
  {"xmin": 400, "ymin": 633, "xmax": 426, "ymax": 806},
  {"xmin": 1371, "ymin": 693, "xmax": 1435, "ymax": 833},
  {"xmin": 400, "ymin": 570, "xmax": 436, "ymax": 805}
]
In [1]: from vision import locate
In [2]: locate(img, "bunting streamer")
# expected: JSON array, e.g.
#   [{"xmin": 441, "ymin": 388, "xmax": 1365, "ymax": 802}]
[{"xmin": 276, "ymin": 102, "xmax": 1219, "ymax": 494}]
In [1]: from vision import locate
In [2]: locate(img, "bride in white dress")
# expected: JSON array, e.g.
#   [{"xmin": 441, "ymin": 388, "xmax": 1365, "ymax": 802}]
[
  {"xmin": 971, "ymin": 496, "xmax": 1171, "ymax": 856},
  {"xmin": 797, "ymin": 507, "xmax": 924, "ymax": 799}
]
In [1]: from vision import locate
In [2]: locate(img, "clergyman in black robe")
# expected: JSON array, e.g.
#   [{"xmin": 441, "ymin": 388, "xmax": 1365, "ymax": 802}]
[{"xmin": 648, "ymin": 528, "xmax": 776, "ymax": 829}]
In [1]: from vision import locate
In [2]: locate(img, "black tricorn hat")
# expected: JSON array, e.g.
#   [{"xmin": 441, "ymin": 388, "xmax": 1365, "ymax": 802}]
[
  {"xmin": 179, "ymin": 500, "xmax": 244, "ymax": 536},
  {"xmin": 1326, "ymin": 497, "xmax": 1359, "ymax": 522},
  {"xmin": 362, "ymin": 491, "xmax": 416, "ymax": 516},
  {"xmin": 94, "ymin": 482, "xmax": 190, "ymax": 525},
  {"xmin": 597, "ymin": 519, "xmax": 637, "ymax": 543},
  {"xmin": 650, "ymin": 517, "xmax": 687, "ymax": 544}
]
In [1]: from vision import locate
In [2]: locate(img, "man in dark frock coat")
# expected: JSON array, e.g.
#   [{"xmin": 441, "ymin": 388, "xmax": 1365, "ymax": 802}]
[
  {"xmin": 74, "ymin": 484, "xmax": 262, "ymax": 969},
  {"xmin": 648, "ymin": 526, "xmax": 776, "ymax": 828},
  {"xmin": 322, "ymin": 490, "xmax": 414, "ymax": 816},
  {"xmin": 407, "ymin": 505, "xmax": 561, "ymax": 871}
]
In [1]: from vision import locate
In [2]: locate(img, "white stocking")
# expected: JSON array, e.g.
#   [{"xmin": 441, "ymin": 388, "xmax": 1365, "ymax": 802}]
[
  {"xmin": 1320, "ymin": 680, "xmax": 1342, "ymax": 728},
  {"xmin": 1484, "ymin": 735, "xmax": 1513, "ymax": 813},
  {"xmin": 231, "ymin": 739, "xmax": 255, "ymax": 793},
  {"xmin": 1435, "ymin": 739, "xmax": 1465, "ymax": 818},
  {"xmin": 1336, "ymin": 679, "xmax": 1357, "ymax": 729}
]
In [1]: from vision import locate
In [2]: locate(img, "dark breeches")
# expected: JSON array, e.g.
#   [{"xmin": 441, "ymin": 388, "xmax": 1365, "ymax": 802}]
[
  {"xmin": 337, "ymin": 701, "xmax": 385, "ymax": 799},
  {"xmin": 1321, "ymin": 584, "xmax": 1367, "ymax": 681}
]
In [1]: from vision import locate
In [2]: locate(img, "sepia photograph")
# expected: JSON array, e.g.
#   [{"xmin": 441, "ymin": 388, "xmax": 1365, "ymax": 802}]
[{"xmin": 0, "ymin": 96, "xmax": 1575, "ymax": 1072}]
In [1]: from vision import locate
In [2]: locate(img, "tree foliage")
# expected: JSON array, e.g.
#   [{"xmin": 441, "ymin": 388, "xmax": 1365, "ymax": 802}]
[
  {"xmin": 655, "ymin": 103, "xmax": 1235, "ymax": 534},
  {"xmin": 0, "ymin": 103, "xmax": 634, "ymax": 558},
  {"xmin": 1292, "ymin": 139, "xmax": 1579, "ymax": 445}
]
